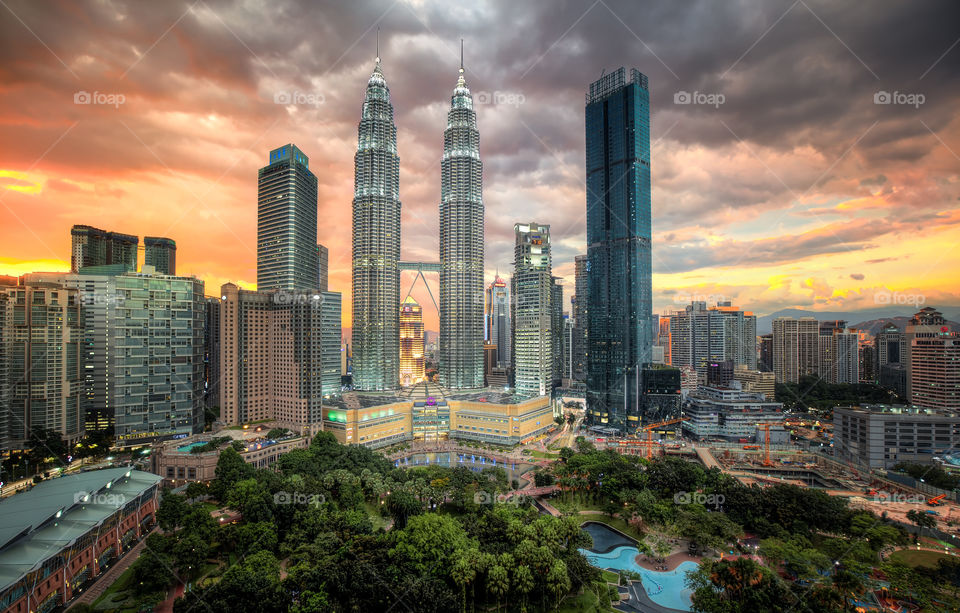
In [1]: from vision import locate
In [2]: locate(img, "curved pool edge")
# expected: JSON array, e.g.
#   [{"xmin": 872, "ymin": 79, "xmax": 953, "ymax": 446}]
[
  {"xmin": 579, "ymin": 545, "xmax": 697, "ymax": 612},
  {"xmin": 580, "ymin": 520, "xmax": 640, "ymax": 554}
]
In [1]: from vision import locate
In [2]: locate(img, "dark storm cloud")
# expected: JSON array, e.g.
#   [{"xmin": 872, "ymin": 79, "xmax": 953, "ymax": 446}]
[{"xmin": 0, "ymin": 0, "xmax": 957, "ymax": 292}]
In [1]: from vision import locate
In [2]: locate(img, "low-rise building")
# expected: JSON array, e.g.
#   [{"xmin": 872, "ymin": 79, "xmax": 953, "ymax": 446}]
[
  {"xmin": 0, "ymin": 468, "xmax": 161, "ymax": 613},
  {"xmin": 833, "ymin": 404, "xmax": 960, "ymax": 470},
  {"xmin": 150, "ymin": 431, "xmax": 310, "ymax": 485},
  {"xmin": 682, "ymin": 386, "xmax": 784, "ymax": 442},
  {"xmin": 322, "ymin": 384, "xmax": 553, "ymax": 449},
  {"xmin": 733, "ymin": 366, "xmax": 776, "ymax": 400}
]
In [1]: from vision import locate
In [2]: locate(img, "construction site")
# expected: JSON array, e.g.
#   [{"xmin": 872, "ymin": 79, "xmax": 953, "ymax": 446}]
[{"xmin": 594, "ymin": 417, "xmax": 960, "ymax": 539}]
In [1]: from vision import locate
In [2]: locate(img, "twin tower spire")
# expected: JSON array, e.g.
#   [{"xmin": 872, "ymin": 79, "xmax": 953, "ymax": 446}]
[{"xmin": 352, "ymin": 36, "xmax": 485, "ymax": 392}]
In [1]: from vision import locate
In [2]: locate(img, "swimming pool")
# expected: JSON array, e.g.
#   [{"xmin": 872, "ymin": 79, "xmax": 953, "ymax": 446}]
[
  {"xmin": 175, "ymin": 441, "xmax": 208, "ymax": 453},
  {"xmin": 579, "ymin": 545, "xmax": 697, "ymax": 611}
]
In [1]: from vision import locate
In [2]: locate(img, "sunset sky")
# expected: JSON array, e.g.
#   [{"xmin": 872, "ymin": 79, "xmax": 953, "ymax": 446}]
[{"xmin": 1, "ymin": 0, "xmax": 958, "ymax": 330}]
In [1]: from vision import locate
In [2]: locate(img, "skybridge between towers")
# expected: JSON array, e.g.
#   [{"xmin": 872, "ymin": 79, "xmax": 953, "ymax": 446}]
[{"xmin": 399, "ymin": 261, "xmax": 441, "ymax": 312}]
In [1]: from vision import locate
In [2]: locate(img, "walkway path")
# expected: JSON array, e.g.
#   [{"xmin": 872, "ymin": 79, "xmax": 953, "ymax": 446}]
[
  {"xmin": 155, "ymin": 582, "xmax": 185, "ymax": 613},
  {"xmin": 615, "ymin": 581, "xmax": 690, "ymax": 613},
  {"xmin": 67, "ymin": 527, "xmax": 157, "ymax": 610},
  {"xmin": 634, "ymin": 551, "xmax": 702, "ymax": 572}
]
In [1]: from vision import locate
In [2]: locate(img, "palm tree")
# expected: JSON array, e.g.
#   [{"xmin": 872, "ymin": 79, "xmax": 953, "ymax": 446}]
[
  {"xmin": 487, "ymin": 565, "xmax": 509, "ymax": 612},
  {"xmin": 451, "ymin": 555, "xmax": 476, "ymax": 613},
  {"xmin": 514, "ymin": 564, "xmax": 534, "ymax": 610},
  {"xmin": 546, "ymin": 559, "xmax": 571, "ymax": 610}
]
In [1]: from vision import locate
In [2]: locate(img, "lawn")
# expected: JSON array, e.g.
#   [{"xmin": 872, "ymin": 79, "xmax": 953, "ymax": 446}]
[
  {"xmin": 91, "ymin": 564, "xmax": 141, "ymax": 612},
  {"xmin": 526, "ymin": 449, "xmax": 560, "ymax": 459},
  {"xmin": 600, "ymin": 569, "xmax": 619, "ymax": 584},
  {"xmin": 890, "ymin": 548, "xmax": 956, "ymax": 569},
  {"xmin": 365, "ymin": 501, "xmax": 391, "ymax": 531},
  {"xmin": 557, "ymin": 583, "xmax": 618, "ymax": 613},
  {"xmin": 225, "ymin": 419, "xmax": 272, "ymax": 430}
]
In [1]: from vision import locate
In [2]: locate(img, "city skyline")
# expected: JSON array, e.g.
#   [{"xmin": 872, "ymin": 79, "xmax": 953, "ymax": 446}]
[{"xmin": 1, "ymin": 1, "xmax": 959, "ymax": 333}]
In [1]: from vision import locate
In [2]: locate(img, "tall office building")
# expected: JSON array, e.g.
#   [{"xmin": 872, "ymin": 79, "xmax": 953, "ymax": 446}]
[
  {"xmin": 716, "ymin": 302, "xmax": 757, "ymax": 369},
  {"xmin": 905, "ymin": 308, "xmax": 948, "ymax": 401},
  {"xmin": 666, "ymin": 302, "xmax": 755, "ymax": 382},
  {"xmin": 220, "ymin": 284, "xmax": 273, "ymax": 425},
  {"xmin": 205, "ymin": 296, "xmax": 221, "ymax": 410},
  {"xmin": 640, "ymin": 365, "xmax": 681, "ymax": 423},
  {"xmin": 352, "ymin": 58, "xmax": 401, "ymax": 391},
  {"xmin": 143, "ymin": 236, "xmax": 176, "ymax": 275},
  {"xmin": 859, "ymin": 340, "xmax": 876, "ymax": 383},
  {"xmin": 1, "ymin": 281, "xmax": 84, "ymax": 447},
  {"xmin": 818, "ymin": 321, "xmax": 859, "ymax": 384},
  {"xmin": 656, "ymin": 316, "xmax": 672, "ymax": 365},
  {"xmin": 572, "ymin": 255, "xmax": 588, "ymax": 382},
  {"xmin": 512, "ymin": 223, "xmax": 553, "ymax": 398},
  {"xmin": 399, "ymin": 297, "xmax": 425, "ymax": 387},
  {"xmin": 257, "ymin": 144, "xmax": 319, "ymax": 292},
  {"xmin": 23, "ymin": 269, "xmax": 205, "ymax": 444},
  {"xmin": 485, "ymin": 275, "xmax": 511, "ymax": 368},
  {"xmin": 551, "ymin": 277, "xmax": 564, "ymax": 387},
  {"xmin": 759, "ymin": 333, "xmax": 773, "ymax": 372},
  {"xmin": 585, "ymin": 68, "xmax": 653, "ymax": 431},
  {"xmin": 439, "ymin": 58, "xmax": 484, "ymax": 390},
  {"xmin": 70, "ymin": 225, "xmax": 138, "ymax": 272},
  {"xmin": 907, "ymin": 307, "xmax": 959, "ymax": 410},
  {"xmin": 317, "ymin": 243, "xmax": 329, "ymax": 292},
  {"xmin": 772, "ymin": 317, "xmax": 819, "ymax": 383},
  {"xmin": 271, "ymin": 290, "xmax": 341, "ymax": 427},
  {"xmin": 876, "ymin": 323, "xmax": 907, "ymax": 370},
  {"xmin": 219, "ymin": 284, "xmax": 340, "ymax": 428},
  {"xmin": 563, "ymin": 316, "xmax": 575, "ymax": 382}
]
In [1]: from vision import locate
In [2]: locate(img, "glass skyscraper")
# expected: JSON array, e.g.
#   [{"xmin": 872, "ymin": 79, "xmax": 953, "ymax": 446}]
[
  {"xmin": 439, "ymin": 62, "xmax": 485, "ymax": 391},
  {"xmin": 144, "ymin": 236, "xmax": 176, "ymax": 275},
  {"xmin": 352, "ymin": 59, "xmax": 401, "ymax": 391},
  {"xmin": 512, "ymin": 223, "xmax": 553, "ymax": 399},
  {"xmin": 585, "ymin": 68, "xmax": 653, "ymax": 431},
  {"xmin": 257, "ymin": 144, "xmax": 318, "ymax": 292},
  {"xmin": 485, "ymin": 275, "xmax": 510, "ymax": 369}
]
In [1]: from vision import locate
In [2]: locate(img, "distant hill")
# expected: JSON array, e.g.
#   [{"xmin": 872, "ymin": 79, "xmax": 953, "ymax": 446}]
[
  {"xmin": 756, "ymin": 306, "xmax": 960, "ymax": 335},
  {"xmin": 848, "ymin": 316, "xmax": 960, "ymax": 336}
]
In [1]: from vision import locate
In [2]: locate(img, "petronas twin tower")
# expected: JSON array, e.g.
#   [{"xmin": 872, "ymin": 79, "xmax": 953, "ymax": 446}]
[{"xmin": 352, "ymin": 51, "xmax": 484, "ymax": 391}]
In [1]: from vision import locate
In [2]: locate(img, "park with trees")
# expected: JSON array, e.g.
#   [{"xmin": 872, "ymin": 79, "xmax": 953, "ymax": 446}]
[{"xmin": 85, "ymin": 431, "xmax": 960, "ymax": 612}]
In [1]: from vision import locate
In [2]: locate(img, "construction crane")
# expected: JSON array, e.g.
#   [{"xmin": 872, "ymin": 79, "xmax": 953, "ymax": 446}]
[
  {"xmin": 754, "ymin": 423, "xmax": 778, "ymax": 467},
  {"xmin": 928, "ymin": 494, "xmax": 947, "ymax": 506},
  {"xmin": 640, "ymin": 417, "xmax": 689, "ymax": 460}
]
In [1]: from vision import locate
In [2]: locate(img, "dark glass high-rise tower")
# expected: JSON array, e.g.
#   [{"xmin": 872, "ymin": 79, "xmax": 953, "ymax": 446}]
[
  {"xmin": 439, "ymin": 60, "xmax": 484, "ymax": 390},
  {"xmin": 257, "ymin": 144, "xmax": 318, "ymax": 291},
  {"xmin": 144, "ymin": 236, "xmax": 176, "ymax": 275},
  {"xmin": 585, "ymin": 68, "xmax": 653, "ymax": 431},
  {"xmin": 352, "ymin": 59, "xmax": 401, "ymax": 391}
]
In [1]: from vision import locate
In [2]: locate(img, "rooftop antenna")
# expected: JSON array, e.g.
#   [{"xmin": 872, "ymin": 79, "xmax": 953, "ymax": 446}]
[
  {"xmin": 460, "ymin": 38, "xmax": 464, "ymax": 73},
  {"xmin": 376, "ymin": 27, "xmax": 380, "ymax": 64}
]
